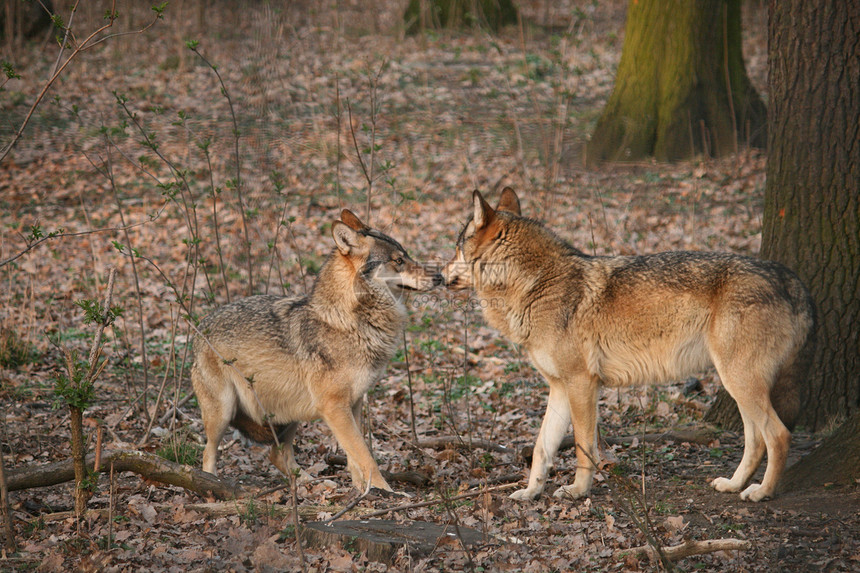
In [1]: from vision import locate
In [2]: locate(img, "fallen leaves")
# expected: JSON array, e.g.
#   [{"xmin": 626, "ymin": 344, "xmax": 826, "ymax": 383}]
[{"xmin": 1, "ymin": 1, "xmax": 858, "ymax": 572}]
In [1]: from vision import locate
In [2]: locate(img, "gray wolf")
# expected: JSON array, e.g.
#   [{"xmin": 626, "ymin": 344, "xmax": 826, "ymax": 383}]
[
  {"xmin": 443, "ymin": 188, "xmax": 815, "ymax": 502},
  {"xmin": 192, "ymin": 210, "xmax": 440, "ymax": 492}
]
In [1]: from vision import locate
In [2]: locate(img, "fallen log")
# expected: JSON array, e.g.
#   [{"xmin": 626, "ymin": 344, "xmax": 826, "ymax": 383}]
[
  {"xmin": 302, "ymin": 519, "xmax": 492, "ymax": 564},
  {"xmin": 520, "ymin": 428, "xmax": 719, "ymax": 462},
  {"xmin": 34, "ymin": 501, "xmax": 337, "ymax": 526},
  {"xmin": 616, "ymin": 538, "xmax": 752, "ymax": 562},
  {"xmin": 183, "ymin": 501, "xmax": 329, "ymax": 520},
  {"xmin": 324, "ymin": 455, "xmax": 431, "ymax": 487},
  {"xmin": 416, "ymin": 436, "xmax": 513, "ymax": 454},
  {"xmin": 6, "ymin": 449, "xmax": 245, "ymax": 500}
]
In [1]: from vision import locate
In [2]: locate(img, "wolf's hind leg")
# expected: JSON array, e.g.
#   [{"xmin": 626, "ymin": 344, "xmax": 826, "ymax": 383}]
[
  {"xmin": 739, "ymin": 404, "xmax": 789, "ymax": 501},
  {"xmin": 268, "ymin": 422, "xmax": 312, "ymax": 482},
  {"xmin": 192, "ymin": 353, "xmax": 236, "ymax": 476},
  {"xmin": 711, "ymin": 367, "xmax": 789, "ymax": 501},
  {"xmin": 710, "ymin": 406, "xmax": 766, "ymax": 493},
  {"xmin": 511, "ymin": 380, "xmax": 570, "ymax": 501},
  {"xmin": 198, "ymin": 390, "xmax": 234, "ymax": 476}
]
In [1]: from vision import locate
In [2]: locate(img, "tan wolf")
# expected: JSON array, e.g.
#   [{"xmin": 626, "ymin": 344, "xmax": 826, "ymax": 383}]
[
  {"xmin": 443, "ymin": 188, "xmax": 815, "ymax": 502},
  {"xmin": 192, "ymin": 210, "xmax": 440, "ymax": 492}
]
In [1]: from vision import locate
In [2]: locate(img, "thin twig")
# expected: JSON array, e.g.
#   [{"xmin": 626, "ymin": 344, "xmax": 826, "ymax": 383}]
[
  {"xmin": 0, "ymin": 434, "xmax": 15, "ymax": 554},
  {"xmin": 403, "ymin": 330, "xmax": 418, "ymax": 443},
  {"xmin": 138, "ymin": 306, "xmax": 179, "ymax": 447},
  {"xmin": 322, "ymin": 477, "xmax": 374, "ymax": 524},
  {"xmin": 290, "ymin": 470, "xmax": 308, "ymax": 573},
  {"xmin": 188, "ymin": 45, "xmax": 252, "ymax": 296},
  {"xmin": 0, "ymin": 1, "xmax": 163, "ymax": 163},
  {"xmin": 346, "ymin": 100, "xmax": 371, "ymax": 208},
  {"xmin": 0, "ymin": 222, "xmax": 151, "ymax": 270},
  {"xmin": 107, "ymin": 462, "xmax": 115, "ymax": 549},
  {"xmin": 722, "ymin": 2, "xmax": 739, "ymax": 157},
  {"xmin": 200, "ymin": 141, "xmax": 231, "ymax": 303},
  {"xmin": 104, "ymin": 137, "xmax": 151, "ymax": 422},
  {"xmin": 51, "ymin": 0, "xmax": 79, "ymax": 78},
  {"xmin": 437, "ymin": 483, "xmax": 476, "ymax": 572},
  {"xmin": 359, "ymin": 483, "xmax": 519, "ymax": 519}
]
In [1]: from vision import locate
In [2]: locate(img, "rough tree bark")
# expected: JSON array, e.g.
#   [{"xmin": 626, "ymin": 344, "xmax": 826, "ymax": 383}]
[
  {"xmin": 761, "ymin": 0, "xmax": 860, "ymax": 431},
  {"xmin": 779, "ymin": 411, "xmax": 860, "ymax": 491},
  {"xmin": 706, "ymin": 0, "xmax": 859, "ymax": 440},
  {"xmin": 586, "ymin": 0, "xmax": 766, "ymax": 164},
  {"xmin": 706, "ymin": 2, "xmax": 859, "ymax": 493}
]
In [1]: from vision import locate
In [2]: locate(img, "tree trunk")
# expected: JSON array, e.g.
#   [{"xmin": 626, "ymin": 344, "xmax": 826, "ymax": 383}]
[
  {"xmin": 760, "ymin": 0, "xmax": 860, "ymax": 431},
  {"xmin": 586, "ymin": 0, "xmax": 766, "ymax": 165},
  {"xmin": 707, "ymin": 0, "xmax": 860, "ymax": 434},
  {"xmin": 0, "ymin": 0, "xmax": 53, "ymax": 46},
  {"xmin": 404, "ymin": 0, "xmax": 518, "ymax": 35},
  {"xmin": 703, "ymin": 386, "xmax": 742, "ymax": 432},
  {"xmin": 779, "ymin": 411, "xmax": 860, "ymax": 493}
]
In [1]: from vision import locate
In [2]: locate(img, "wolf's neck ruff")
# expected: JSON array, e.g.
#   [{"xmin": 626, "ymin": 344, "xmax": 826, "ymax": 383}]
[{"xmin": 309, "ymin": 253, "xmax": 406, "ymax": 361}]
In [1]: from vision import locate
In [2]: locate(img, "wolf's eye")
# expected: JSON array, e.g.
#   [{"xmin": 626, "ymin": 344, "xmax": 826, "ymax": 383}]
[{"xmin": 394, "ymin": 257, "xmax": 404, "ymax": 265}]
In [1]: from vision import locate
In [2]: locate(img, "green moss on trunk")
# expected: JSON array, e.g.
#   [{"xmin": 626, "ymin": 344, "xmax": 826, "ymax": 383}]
[{"xmin": 587, "ymin": 0, "xmax": 765, "ymax": 165}]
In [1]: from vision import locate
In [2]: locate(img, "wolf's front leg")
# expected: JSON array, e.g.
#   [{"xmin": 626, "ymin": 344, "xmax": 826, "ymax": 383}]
[
  {"xmin": 320, "ymin": 398, "xmax": 393, "ymax": 492},
  {"xmin": 553, "ymin": 375, "xmax": 599, "ymax": 500},
  {"xmin": 510, "ymin": 381, "xmax": 570, "ymax": 501}
]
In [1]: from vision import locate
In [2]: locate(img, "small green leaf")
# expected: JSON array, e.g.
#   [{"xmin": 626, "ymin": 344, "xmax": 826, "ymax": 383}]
[{"xmin": 152, "ymin": 2, "xmax": 168, "ymax": 17}]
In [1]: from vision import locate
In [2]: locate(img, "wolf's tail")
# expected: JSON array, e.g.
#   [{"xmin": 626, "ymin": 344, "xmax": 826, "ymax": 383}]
[
  {"xmin": 771, "ymin": 295, "xmax": 817, "ymax": 432},
  {"xmin": 231, "ymin": 409, "xmax": 287, "ymax": 444}
]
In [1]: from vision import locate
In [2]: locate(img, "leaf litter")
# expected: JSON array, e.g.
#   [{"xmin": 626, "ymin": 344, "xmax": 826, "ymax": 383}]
[{"xmin": 0, "ymin": 1, "xmax": 858, "ymax": 571}]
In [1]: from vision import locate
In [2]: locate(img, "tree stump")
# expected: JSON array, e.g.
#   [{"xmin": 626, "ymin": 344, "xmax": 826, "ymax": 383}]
[{"xmin": 302, "ymin": 519, "xmax": 491, "ymax": 563}]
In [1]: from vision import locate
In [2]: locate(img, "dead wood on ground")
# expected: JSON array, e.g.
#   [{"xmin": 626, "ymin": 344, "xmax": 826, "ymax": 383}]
[
  {"xmin": 6, "ymin": 449, "xmax": 245, "ymax": 500},
  {"xmin": 519, "ymin": 427, "xmax": 720, "ymax": 462},
  {"xmin": 616, "ymin": 538, "xmax": 753, "ymax": 562}
]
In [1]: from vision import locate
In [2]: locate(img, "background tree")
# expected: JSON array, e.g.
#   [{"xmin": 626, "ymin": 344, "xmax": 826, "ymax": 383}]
[
  {"xmin": 586, "ymin": 0, "xmax": 765, "ymax": 164},
  {"xmin": 707, "ymin": 0, "xmax": 859, "ymax": 486},
  {"xmin": 1, "ymin": 0, "xmax": 53, "ymax": 48},
  {"xmin": 404, "ymin": 0, "xmax": 518, "ymax": 35}
]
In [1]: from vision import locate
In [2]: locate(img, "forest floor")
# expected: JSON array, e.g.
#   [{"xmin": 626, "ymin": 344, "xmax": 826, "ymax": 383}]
[{"xmin": 1, "ymin": 1, "xmax": 858, "ymax": 571}]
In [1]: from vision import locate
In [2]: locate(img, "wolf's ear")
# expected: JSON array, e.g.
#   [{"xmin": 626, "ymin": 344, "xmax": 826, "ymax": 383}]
[
  {"xmin": 472, "ymin": 190, "xmax": 495, "ymax": 230},
  {"xmin": 332, "ymin": 221, "xmax": 363, "ymax": 255},
  {"xmin": 497, "ymin": 187, "xmax": 521, "ymax": 216},
  {"xmin": 341, "ymin": 209, "xmax": 369, "ymax": 231}
]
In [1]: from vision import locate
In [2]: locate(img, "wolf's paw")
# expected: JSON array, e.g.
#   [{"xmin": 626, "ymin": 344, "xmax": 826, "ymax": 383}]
[
  {"xmin": 509, "ymin": 488, "xmax": 541, "ymax": 501},
  {"xmin": 552, "ymin": 484, "xmax": 589, "ymax": 501},
  {"xmin": 710, "ymin": 477, "xmax": 742, "ymax": 493},
  {"xmin": 739, "ymin": 483, "xmax": 771, "ymax": 502}
]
